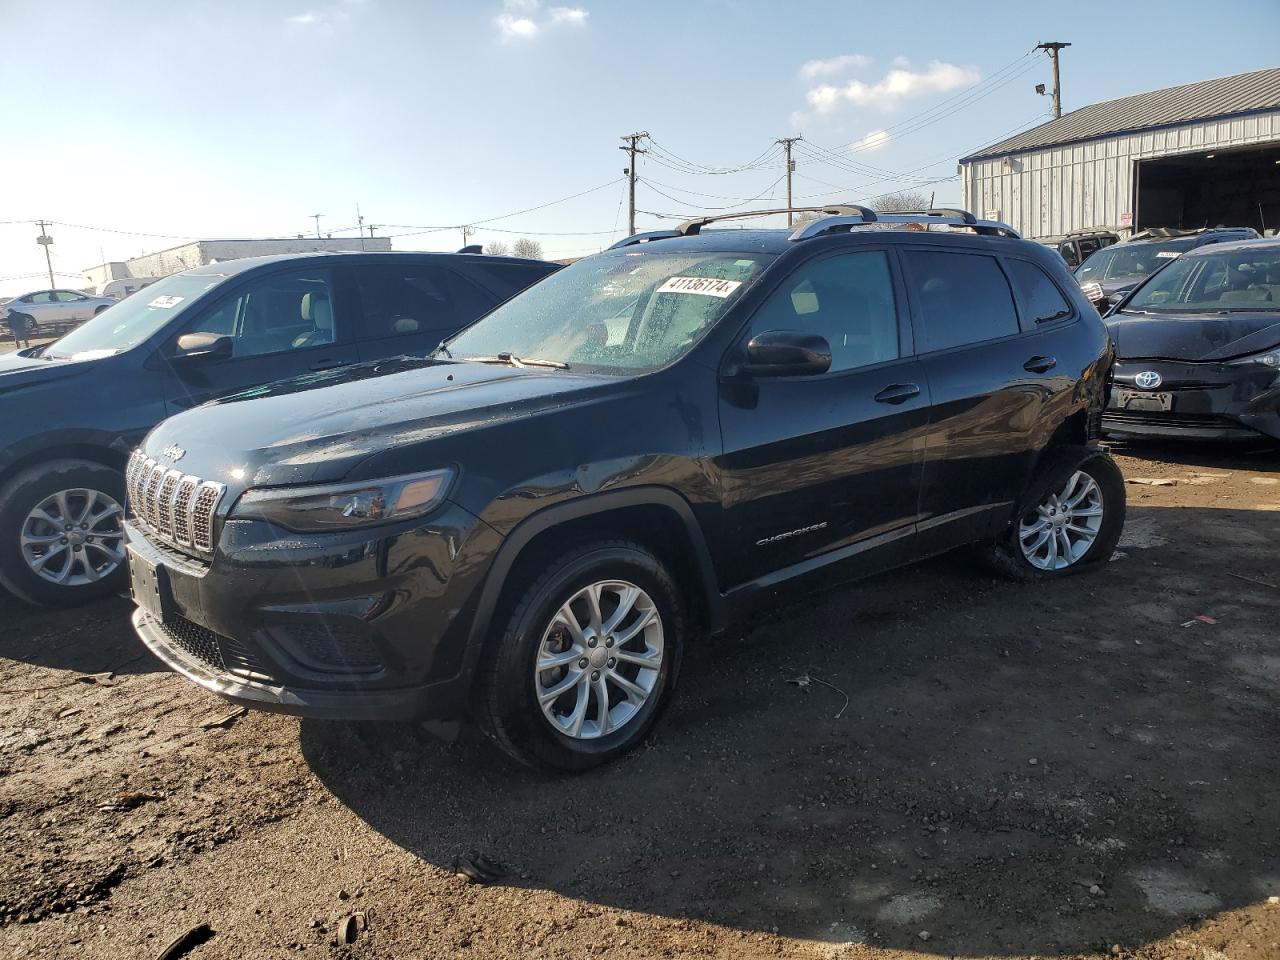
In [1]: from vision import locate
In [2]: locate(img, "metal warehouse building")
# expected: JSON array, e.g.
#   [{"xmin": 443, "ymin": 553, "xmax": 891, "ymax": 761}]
[{"xmin": 960, "ymin": 66, "xmax": 1280, "ymax": 240}]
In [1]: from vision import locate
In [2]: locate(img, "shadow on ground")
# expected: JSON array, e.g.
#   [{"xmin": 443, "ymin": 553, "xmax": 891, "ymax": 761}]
[
  {"xmin": 0, "ymin": 592, "xmax": 162, "ymax": 676},
  {"xmin": 302, "ymin": 497, "xmax": 1280, "ymax": 955}
]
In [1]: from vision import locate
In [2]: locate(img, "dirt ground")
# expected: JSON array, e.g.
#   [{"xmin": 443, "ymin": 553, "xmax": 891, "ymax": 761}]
[{"xmin": 1, "ymin": 442, "xmax": 1278, "ymax": 960}]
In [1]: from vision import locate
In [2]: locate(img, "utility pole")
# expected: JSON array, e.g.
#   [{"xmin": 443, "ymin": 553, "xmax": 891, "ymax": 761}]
[
  {"xmin": 366, "ymin": 223, "xmax": 378, "ymax": 240},
  {"xmin": 1036, "ymin": 42, "xmax": 1071, "ymax": 119},
  {"xmin": 311, "ymin": 213, "xmax": 324, "ymax": 238},
  {"xmin": 775, "ymin": 137, "xmax": 802, "ymax": 225},
  {"xmin": 356, "ymin": 203, "xmax": 366, "ymax": 251},
  {"xmin": 460, "ymin": 225, "xmax": 473, "ymax": 248},
  {"xmin": 619, "ymin": 131, "xmax": 648, "ymax": 237},
  {"xmin": 35, "ymin": 220, "xmax": 55, "ymax": 290}
]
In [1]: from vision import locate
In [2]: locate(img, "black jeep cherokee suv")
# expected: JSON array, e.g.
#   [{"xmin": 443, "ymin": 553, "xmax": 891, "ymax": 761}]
[{"xmin": 126, "ymin": 206, "xmax": 1125, "ymax": 771}]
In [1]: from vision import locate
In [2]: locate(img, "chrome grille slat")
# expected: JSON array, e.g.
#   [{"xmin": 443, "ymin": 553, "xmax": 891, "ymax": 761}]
[{"xmin": 126, "ymin": 450, "xmax": 225, "ymax": 556}]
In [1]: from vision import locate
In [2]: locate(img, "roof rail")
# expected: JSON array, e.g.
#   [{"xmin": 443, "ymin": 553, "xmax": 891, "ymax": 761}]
[
  {"xmin": 791, "ymin": 210, "xmax": 1021, "ymax": 240},
  {"xmin": 608, "ymin": 205, "xmax": 878, "ymax": 249},
  {"xmin": 607, "ymin": 229, "xmax": 683, "ymax": 250}
]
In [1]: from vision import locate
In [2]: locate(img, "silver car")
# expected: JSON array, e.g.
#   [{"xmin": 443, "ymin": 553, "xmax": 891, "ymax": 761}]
[{"xmin": 1, "ymin": 289, "xmax": 116, "ymax": 329}]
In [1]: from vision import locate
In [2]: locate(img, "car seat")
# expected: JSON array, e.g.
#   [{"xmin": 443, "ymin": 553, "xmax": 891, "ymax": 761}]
[{"xmin": 292, "ymin": 292, "xmax": 336, "ymax": 348}]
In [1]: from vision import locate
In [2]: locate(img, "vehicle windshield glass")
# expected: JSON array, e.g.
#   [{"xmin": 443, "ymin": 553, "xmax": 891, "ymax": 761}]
[
  {"xmin": 440, "ymin": 250, "xmax": 773, "ymax": 373},
  {"xmin": 1075, "ymin": 239, "xmax": 1197, "ymax": 282},
  {"xmin": 1124, "ymin": 247, "xmax": 1280, "ymax": 314},
  {"xmin": 44, "ymin": 273, "xmax": 226, "ymax": 359}
]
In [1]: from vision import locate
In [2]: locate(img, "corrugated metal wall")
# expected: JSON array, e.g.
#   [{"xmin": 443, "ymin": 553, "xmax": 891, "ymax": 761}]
[{"xmin": 961, "ymin": 111, "xmax": 1280, "ymax": 238}]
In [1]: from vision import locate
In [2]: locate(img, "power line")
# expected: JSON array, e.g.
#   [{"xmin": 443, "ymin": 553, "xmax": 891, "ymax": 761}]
[{"xmin": 639, "ymin": 174, "xmax": 786, "ymax": 212}]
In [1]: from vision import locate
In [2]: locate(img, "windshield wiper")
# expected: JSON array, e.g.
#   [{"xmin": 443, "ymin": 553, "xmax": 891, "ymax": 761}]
[{"xmin": 463, "ymin": 352, "xmax": 569, "ymax": 370}]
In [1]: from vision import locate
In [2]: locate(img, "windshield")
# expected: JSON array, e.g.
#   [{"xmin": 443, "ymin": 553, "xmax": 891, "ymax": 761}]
[
  {"xmin": 45, "ymin": 272, "xmax": 225, "ymax": 359},
  {"xmin": 1075, "ymin": 239, "xmax": 1196, "ymax": 282},
  {"xmin": 440, "ymin": 251, "xmax": 772, "ymax": 373},
  {"xmin": 1124, "ymin": 247, "xmax": 1280, "ymax": 314}
]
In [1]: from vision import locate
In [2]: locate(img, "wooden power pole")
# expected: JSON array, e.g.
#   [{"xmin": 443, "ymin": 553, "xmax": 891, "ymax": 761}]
[
  {"xmin": 1036, "ymin": 42, "xmax": 1071, "ymax": 119},
  {"xmin": 620, "ymin": 132, "xmax": 649, "ymax": 237},
  {"xmin": 775, "ymin": 137, "xmax": 803, "ymax": 225}
]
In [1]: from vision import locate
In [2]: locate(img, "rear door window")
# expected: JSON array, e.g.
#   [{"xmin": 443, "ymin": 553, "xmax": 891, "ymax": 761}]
[
  {"xmin": 1004, "ymin": 258, "xmax": 1073, "ymax": 328},
  {"xmin": 902, "ymin": 250, "xmax": 1020, "ymax": 352},
  {"xmin": 354, "ymin": 264, "xmax": 496, "ymax": 343}
]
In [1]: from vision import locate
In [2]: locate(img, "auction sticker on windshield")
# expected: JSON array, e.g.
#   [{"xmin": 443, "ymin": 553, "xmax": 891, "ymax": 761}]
[
  {"xmin": 148, "ymin": 295, "xmax": 185, "ymax": 308},
  {"xmin": 657, "ymin": 276, "xmax": 742, "ymax": 298},
  {"xmin": 1155, "ymin": 251, "xmax": 1181, "ymax": 259}
]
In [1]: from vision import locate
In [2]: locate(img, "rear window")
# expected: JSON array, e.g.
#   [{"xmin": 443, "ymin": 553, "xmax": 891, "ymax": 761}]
[{"xmin": 902, "ymin": 250, "xmax": 1020, "ymax": 352}]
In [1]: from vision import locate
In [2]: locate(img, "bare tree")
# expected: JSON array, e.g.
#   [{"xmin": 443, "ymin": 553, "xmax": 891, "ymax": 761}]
[
  {"xmin": 485, "ymin": 240, "xmax": 510, "ymax": 256},
  {"xmin": 872, "ymin": 190, "xmax": 932, "ymax": 213},
  {"xmin": 510, "ymin": 237, "xmax": 544, "ymax": 259}
]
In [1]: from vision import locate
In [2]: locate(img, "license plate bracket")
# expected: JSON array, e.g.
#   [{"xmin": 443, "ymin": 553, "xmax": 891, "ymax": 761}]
[
  {"xmin": 129, "ymin": 547, "xmax": 171, "ymax": 623},
  {"xmin": 1113, "ymin": 389, "xmax": 1173, "ymax": 412}
]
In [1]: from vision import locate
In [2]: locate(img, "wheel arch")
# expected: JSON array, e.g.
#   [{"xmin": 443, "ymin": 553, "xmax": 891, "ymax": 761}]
[
  {"xmin": 462, "ymin": 487, "xmax": 724, "ymax": 680},
  {"xmin": 0, "ymin": 442, "xmax": 129, "ymax": 491}
]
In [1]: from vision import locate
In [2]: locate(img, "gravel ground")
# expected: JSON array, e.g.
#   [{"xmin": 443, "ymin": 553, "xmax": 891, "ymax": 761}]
[{"xmin": 0, "ymin": 442, "xmax": 1278, "ymax": 960}]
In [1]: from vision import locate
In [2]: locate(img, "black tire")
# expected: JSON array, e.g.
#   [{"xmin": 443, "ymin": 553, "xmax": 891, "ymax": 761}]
[
  {"xmin": 93, "ymin": 305, "xmax": 109, "ymax": 315},
  {"xmin": 474, "ymin": 540, "xmax": 685, "ymax": 772},
  {"xmin": 984, "ymin": 446, "xmax": 1126, "ymax": 581},
  {"xmin": 0, "ymin": 459, "xmax": 128, "ymax": 606}
]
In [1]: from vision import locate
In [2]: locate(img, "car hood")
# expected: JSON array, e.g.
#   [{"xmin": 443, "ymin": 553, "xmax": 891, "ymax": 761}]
[
  {"xmin": 144, "ymin": 358, "xmax": 617, "ymax": 487},
  {"xmin": 0, "ymin": 350, "xmax": 96, "ymax": 393},
  {"xmin": 1106, "ymin": 310, "xmax": 1280, "ymax": 362}
]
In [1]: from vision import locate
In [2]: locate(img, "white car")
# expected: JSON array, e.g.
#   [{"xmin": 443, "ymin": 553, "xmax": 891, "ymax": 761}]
[{"xmin": 1, "ymin": 289, "xmax": 116, "ymax": 328}]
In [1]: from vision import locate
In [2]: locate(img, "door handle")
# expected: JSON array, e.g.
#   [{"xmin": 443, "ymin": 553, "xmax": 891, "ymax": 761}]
[
  {"xmin": 873, "ymin": 383, "xmax": 921, "ymax": 405},
  {"xmin": 309, "ymin": 358, "xmax": 350, "ymax": 372},
  {"xmin": 1024, "ymin": 355, "xmax": 1057, "ymax": 373}
]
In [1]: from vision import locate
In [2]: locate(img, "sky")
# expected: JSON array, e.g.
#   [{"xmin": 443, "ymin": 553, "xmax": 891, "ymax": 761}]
[{"xmin": 0, "ymin": 0, "xmax": 1277, "ymax": 296}]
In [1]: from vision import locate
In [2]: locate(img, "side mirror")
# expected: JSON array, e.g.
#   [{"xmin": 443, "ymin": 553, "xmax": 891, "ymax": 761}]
[
  {"xmin": 737, "ymin": 330, "xmax": 832, "ymax": 377},
  {"xmin": 174, "ymin": 332, "xmax": 233, "ymax": 362}
]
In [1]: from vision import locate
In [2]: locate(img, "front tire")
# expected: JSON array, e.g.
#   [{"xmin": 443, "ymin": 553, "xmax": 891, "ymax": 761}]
[
  {"xmin": 986, "ymin": 448, "xmax": 1126, "ymax": 581},
  {"xmin": 475, "ymin": 540, "xmax": 685, "ymax": 772},
  {"xmin": 0, "ymin": 459, "xmax": 127, "ymax": 606}
]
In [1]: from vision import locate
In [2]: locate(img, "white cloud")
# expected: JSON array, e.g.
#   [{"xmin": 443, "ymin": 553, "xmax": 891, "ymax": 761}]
[
  {"xmin": 853, "ymin": 129, "xmax": 892, "ymax": 152},
  {"xmin": 798, "ymin": 53, "xmax": 871, "ymax": 79},
  {"xmin": 805, "ymin": 60, "xmax": 980, "ymax": 113},
  {"xmin": 548, "ymin": 6, "xmax": 588, "ymax": 24},
  {"xmin": 287, "ymin": 10, "xmax": 321, "ymax": 24},
  {"xmin": 286, "ymin": 0, "xmax": 369, "ymax": 27},
  {"xmin": 495, "ymin": 2, "xmax": 587, "ymax": 39},
  {"xmin": 495, "ymin": 12, "xmax": 539, "ymax": 38},
  {"xmin": 892, "ymin": 55, "xmax": 910, "ymax": 67}
]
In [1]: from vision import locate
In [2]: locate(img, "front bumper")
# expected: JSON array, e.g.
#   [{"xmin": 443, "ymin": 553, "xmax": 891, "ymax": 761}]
[
  {"xmin": 127, "ymin": 501, "xmax": 503, "ymax": 721},
  {"xmin": 1103, "ymin": 359, "xmax": 1280, "ymax": 442}
]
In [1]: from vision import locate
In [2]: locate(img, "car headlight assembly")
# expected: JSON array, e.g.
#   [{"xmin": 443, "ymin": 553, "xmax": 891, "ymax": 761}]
[
  {"xmin": 231, "ymin": 468, "xmax": 454, "ymax": 532},
  {"xmin": 1228, "ymin": 347, "xmax": 1280, "ymax": 369}
]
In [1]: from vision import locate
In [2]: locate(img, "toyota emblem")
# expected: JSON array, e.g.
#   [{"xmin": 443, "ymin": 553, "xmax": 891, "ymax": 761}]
[{"xmin": 1134, "ymin": 371, "xmax": 1162, "ymax": 390}]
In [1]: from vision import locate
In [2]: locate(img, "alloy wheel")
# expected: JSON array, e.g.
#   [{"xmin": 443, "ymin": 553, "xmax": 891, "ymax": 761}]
[
  {"xmin": 1018, "ymin": 470, "xmax": 1105, "ymax": 571},
  {"xmin": 20, "ymin": 488, "xmax": 125, "ymax": 586},
  {"xmin": 533, "ymin": 579, "xmax": 664, "ymax": 740}
]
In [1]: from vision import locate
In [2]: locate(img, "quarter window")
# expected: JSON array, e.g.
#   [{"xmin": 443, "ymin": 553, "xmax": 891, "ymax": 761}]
[
  {"xmin": 55, "ymin": 291, "xmax": 87, "ymax": 302},
  {"xmin": 902, "ymin": 250, "xmax": 1019, "ymax": 352},
  {"xmin": 1005, "ymin": 259, "xmax": 1072, "ymax": 327},
  {"xmin": 745, "ymin": 251, "xmax": 899, "ymax": 373}
]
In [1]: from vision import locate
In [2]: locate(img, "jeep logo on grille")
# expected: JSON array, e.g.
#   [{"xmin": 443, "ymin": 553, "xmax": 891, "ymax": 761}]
[
  {"xmin": 162, "ymin": 444, "xmax": 186, "ymax": 462},
  {"xmin": 1134, "ymin": 371, "xmax": 1162, "ymax": 390}
]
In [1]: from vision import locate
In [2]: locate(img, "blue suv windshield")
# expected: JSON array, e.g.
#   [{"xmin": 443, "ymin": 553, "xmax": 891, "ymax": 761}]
[
  {"xmin": 45, "ymin": 273, "xmax": 225, "ymax": 359},
  {"xmin": 440, "ymin": 251, "xmax": 773, "ymax": 373}
]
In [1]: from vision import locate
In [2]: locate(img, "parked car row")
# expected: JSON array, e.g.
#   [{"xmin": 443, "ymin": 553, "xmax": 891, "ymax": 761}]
[{"xmin": 14, "ymin": 207, "xmax": 1279, "ymax": 770}]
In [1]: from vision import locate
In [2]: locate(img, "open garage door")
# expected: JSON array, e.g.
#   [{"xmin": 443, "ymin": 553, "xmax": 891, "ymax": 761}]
[{"xmin": 1135, "ymin": 142, "xmax": 1280, "ymax": 234}]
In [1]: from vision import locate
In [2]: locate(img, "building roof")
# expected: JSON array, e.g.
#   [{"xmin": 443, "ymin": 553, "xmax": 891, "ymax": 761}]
[{"xmin": 960, "ymin": 66, "xmax": 1280, "ymax": 163}]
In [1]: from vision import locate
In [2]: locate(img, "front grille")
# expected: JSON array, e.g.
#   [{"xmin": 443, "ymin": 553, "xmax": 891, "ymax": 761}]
[
  {"xmin": 155, "ymin": 614, "xmax": 273, "ymax": 683},
  {"xmin": 127, "ymin": 450, "xmax": 226, "ymax": 555}
]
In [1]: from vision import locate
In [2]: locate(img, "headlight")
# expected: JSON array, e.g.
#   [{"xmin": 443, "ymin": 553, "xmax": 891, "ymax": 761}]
[
  {"xmin": 231, "ymin": 468, "xmax": 454, "ymax": 532},
  {"xmin": 1228, "ymin": 347, "xmax": 1280, "ymax": 369},
  {"xmin": 1079, "ymin": 281, "xmax": 1104, "ymax": 303}
]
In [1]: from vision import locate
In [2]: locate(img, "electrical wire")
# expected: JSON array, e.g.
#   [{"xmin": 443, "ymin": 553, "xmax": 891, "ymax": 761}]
[{"xmin": 639, "ymin": 175, "xmax": 786, "ymax": 212}]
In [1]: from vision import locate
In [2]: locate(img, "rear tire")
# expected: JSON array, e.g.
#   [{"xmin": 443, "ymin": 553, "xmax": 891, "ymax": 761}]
[
  {"xmin": 93, "ymin": 305, "xmax": 109, "ymax": 315},
  {"xmin": 0, "ymin": 459, "xmax": 127, "ymax": 606},
  {"xmin": 985, "ymin": 447, "xmax": 1126, "ymax": 581},
  {"xmin": 474, "ymin": 540, "xmax": 685, "ymax": 772}
]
